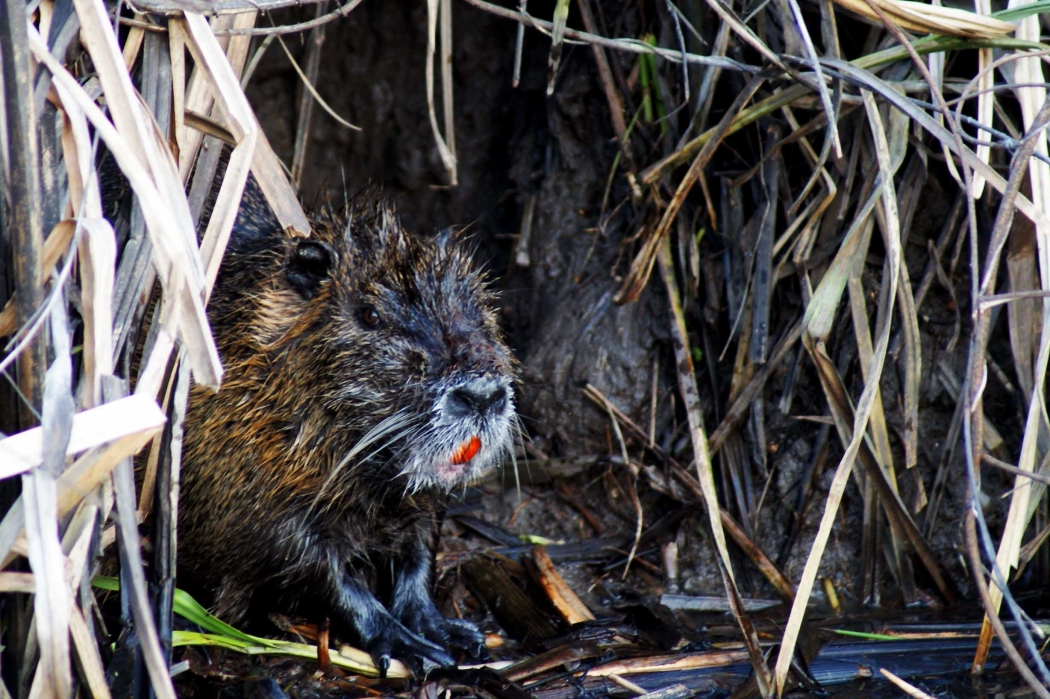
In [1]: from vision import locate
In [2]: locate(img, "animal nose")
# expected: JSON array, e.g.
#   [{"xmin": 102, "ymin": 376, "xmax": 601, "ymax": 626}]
[{"xmin": 449, "ymin": 379, "xmax": 508, "ymax": 417}]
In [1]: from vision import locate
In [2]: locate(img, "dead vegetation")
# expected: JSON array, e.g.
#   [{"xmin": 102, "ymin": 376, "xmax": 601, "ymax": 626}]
[{"xmin": 1, "ymin": 0, "xmax": 1049, "ymax": 698}]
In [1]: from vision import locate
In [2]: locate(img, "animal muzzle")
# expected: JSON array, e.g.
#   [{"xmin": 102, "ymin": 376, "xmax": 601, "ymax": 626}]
[
  {"xmin": 400, "ymin": 375, "xmax": 514, "ymax": 491},
  {"xmin": 446, "ymin": 376, "xmax": 508, "ymax": 419}
]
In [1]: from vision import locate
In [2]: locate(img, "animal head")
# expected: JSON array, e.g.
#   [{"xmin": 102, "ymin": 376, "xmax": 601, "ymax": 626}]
[{"xmin": 234, "ymin": 199, "xmax": 517, "ymax": 494}]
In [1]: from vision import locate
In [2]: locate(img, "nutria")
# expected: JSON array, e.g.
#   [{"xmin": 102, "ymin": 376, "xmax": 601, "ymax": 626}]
[{"xmin": 178, "ymin": 180, "xmax": 516, "ymax": 674}]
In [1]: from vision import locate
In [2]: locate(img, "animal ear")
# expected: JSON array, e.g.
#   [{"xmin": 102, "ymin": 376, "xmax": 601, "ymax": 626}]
[
  {"xmin": 226, "ymin": 175, "xmax": 282, "ymax": 255},
  {"xmin": 287, "ymin": 240, "xmax": 336, "ymax": 298}
]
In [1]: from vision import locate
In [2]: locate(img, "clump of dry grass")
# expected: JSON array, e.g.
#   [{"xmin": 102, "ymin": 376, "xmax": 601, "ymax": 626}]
[
  {"xmin": 467, "ymin": 0, "xmax": 1050, "ymax": 694},
  {"xmin": 0, "ymin": 2, "xmax": 301, "ymax": 697}
]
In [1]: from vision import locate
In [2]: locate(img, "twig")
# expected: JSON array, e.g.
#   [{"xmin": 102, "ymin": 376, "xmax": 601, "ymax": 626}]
[
  {"xmin": 878, "ymin": 669, "xmax": 936, "ymax": 699},
  {"xmin": 291, "ymin": 1, "xmax": 330, "ymax": 186},
  {"xmin": 117, "ymin": 16, "xmax": 167, "ymax": 32},
  {"xmin": 981, "ymin": 453, "xmax": 1050, "ymax": 486},
  {"xmin": 218, "ymin": 0, "xmax": 366, "ymax": 35},
  {"xmin": 460, "ymin": 0, "xmax": 758, "ymax": 72},
  {"xmin": 276, "ymin": 33, "xmax": 360, "ymax": 131}
]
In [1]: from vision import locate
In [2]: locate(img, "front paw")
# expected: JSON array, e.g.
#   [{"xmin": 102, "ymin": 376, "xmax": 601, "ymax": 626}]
[
  {"xmin": 440, "ymin": 617, "xmax": 488, "ymax": 661},
  {"xmin": 398, "ymin": 602, "xmax": 487, "ymax": 660},
  {"xmin": 361, "ymin": 615, "xmax": 456, "ymax": 678}
]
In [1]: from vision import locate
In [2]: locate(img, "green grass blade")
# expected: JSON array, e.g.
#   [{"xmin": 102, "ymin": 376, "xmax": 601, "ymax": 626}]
[
  {"xmin": 830, "ymin": 629, "xmax": 911, "ymax": 642},
  {"xmin": 93, "ymin": 577, "xmax": 276, "ymax": 647},
  {"xmin": 172, "ymin": 632, "xmax": 400, "ymax": 678},
  {"xmin": 992, "ymin": 0, "xmax": 1050, "ymax": 22}
]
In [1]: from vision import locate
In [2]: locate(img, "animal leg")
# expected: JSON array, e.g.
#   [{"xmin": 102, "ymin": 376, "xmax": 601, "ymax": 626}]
[
  {"xmin": 389, "ymin": 528, "xmax": 486, "ymax": 659},
  {"xmin": 322, "ymin": 552, "xmax": 454, "ymax": 676}
]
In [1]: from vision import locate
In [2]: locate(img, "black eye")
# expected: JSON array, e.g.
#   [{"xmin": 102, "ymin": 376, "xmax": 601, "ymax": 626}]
[{"xmin": 361, "ymin": 306, "xmax": 381, "ymax": 328}]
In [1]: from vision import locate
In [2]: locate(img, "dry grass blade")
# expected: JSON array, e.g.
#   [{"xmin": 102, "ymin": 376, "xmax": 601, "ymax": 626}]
[
  {"xmin": 274, "ymin": 33, "xmax": 360, "ymax": 132},
  {"xmin": 121, "ymin": 18, "xmax": 147, "ymax": 70},
  {"xmin": 845, "ymin": 221, "xmax": 887, "ymax": 459},
  {"xmin": 426, "ymin": 0, "xmax": 458, "ymax": 185},
  {"xmin": 24, "ymin": 417, "xmax": 73, "ymax": 699},
  {"xmin": 546, "ymin": 0, "xmax": 570, "ymax": 95},
  {"xmin": 609, "ymin": 410, "xmax": 644, "ymax": 577},
  {"xmin": 77, "ymin": 221, "xmax": 117, "ymax": 410},
  {"xmin": 291, "ymin": 3, "xmax": 328, "ymax": 186},
  {"xmin": 893, "ymin": 235, "xmax": 922, "ymax": 479},
  {"xmin": 55, "ymin": 73, "xmax": 117, "ymax": 410},
  {"xmin": 774, "ymin": 91, "xmax": 902, "ymax": 696},
  {"xmin": 22, "ymin": 305, "xmax": 76, "ymax": 699},
  {"xmin": 832, "ymin": 0, "xmax": 1015, "ymax": 37},
  {"xmin": 0, "ymin": 395, "xmax": 166, "ymax": 479},
  {"xmin": 657, "ymin": 238, "xmax": 772, "ymax": 695},
  {"xmin": 36, "ymin": 4, "xmax": 222, "ymax": 391},
  {"xmin": 0, "ymin": 573, "xmax": 35, "ymax": 593},
  {"xmin": 851, "ymin": 114, "xmax": 909, "ymax": 595},
  {"xmin": 584, "ymin": 650, "xmax": 751, "ymax": 676},
  {"xmin": 846, "ymin": 214, "xmax": 909, "ymax": 598},
  {"xmin": 1006, "ymin": 223, "xmax": 1039, "ymax": 403},
  {"xmin": 924, "ymin": 17, "xmax": 962, "ymax": 186},
  {"xmin": 785, "ymin": 0, "xmax": 840, "ymax": 158},
  {"xmin": 252, "ymin": 130, "xmax": 312, "ymax": 236},
  {"xmin": 871, "ymin": 108, "xmax": 921, "ymax": 483},
  {"xmin": 972, "ymin": 43, "xmax": 993, "ymax": 197},
  {"xmin": 69, "ymin": 605, "xmax": 112, "ymax": 699},
  {"xmin": 440, "ymin": 0, "xmax": 455, "ymax": 160},
  {"xmin": 179, "ymin": 12, "xmax": 259, "ymax": 299},
  {"xmin": 112, "ymin": 446, "xmax": 178, "ymax": 699},
  {"xmin": 576, "ymin": 0, "xmax": 627, "ymax": 142},
  {"xmin": 171, "ymin": 18, "xmax": 188, "ymax": 151}
]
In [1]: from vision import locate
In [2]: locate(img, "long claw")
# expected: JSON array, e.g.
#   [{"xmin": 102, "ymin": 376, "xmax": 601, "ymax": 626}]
[
  {"xmin": 363, "ymin": 617, "xmax": 456, "ymax": 676},
  {"xmin": 375, "ymin": 654, "xmax": 390, "ymax": 679}
]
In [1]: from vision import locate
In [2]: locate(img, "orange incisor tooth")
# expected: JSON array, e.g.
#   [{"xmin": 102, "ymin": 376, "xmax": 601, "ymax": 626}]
[{"xmin": 452, "ymin": 436, "xmax": 481, "ymax": 465}]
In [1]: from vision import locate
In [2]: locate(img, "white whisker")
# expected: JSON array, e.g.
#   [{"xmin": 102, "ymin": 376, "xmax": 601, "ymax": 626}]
[{"xmin": 309, "ymin": 410, "xmax": 418, "ymax": 512}]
